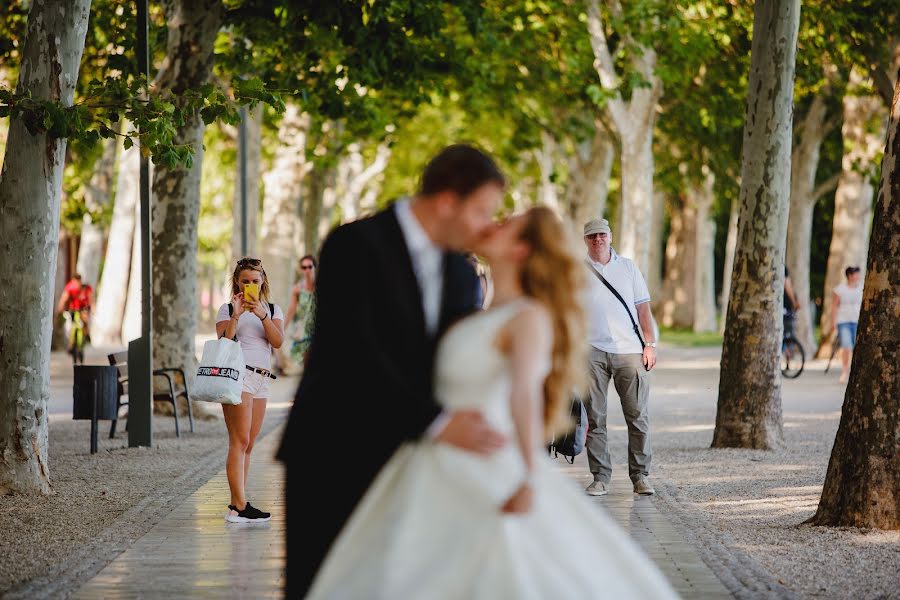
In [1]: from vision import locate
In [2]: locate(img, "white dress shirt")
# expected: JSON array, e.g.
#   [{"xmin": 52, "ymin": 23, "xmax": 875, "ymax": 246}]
[
  {"xmin": 395, "ymin": 199, "xmax": 445, "ymax": 334},
  {"xmin": 394, "ymin": 199, "xmax": 450, "ymax": 438}
]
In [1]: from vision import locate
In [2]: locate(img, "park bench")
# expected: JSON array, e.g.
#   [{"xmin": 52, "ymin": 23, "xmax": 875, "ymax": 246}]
[{"xmin": 107, "ymin": 351, "xmax": 195, "ymax": 439}]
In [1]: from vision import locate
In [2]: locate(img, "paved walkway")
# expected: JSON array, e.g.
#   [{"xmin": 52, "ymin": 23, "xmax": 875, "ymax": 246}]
[{"xmin": 75, "ymin": 427, "xmax": 731, "ymax": 599}]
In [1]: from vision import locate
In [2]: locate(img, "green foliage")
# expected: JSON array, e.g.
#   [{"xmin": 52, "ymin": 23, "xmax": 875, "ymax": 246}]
[{"xmin": 0, "ymin": 77, "xmax": 283, "ymax": 170}]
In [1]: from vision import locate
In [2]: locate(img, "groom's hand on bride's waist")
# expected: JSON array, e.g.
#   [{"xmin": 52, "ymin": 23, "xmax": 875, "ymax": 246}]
[{"xmin": 435, "ymin": 410, "xmax": 506, "ymax": 455}]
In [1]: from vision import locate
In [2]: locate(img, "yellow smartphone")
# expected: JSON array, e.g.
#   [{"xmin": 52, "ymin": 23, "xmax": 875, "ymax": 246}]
[{"xmin": 243, "ymin": 283, "xmax": 259, "ymax": 302}]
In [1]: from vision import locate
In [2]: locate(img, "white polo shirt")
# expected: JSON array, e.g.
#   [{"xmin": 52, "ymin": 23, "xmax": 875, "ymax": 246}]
[{"xmin": 585, "ymin": 248, "xmax": 651, "ymax": 354}]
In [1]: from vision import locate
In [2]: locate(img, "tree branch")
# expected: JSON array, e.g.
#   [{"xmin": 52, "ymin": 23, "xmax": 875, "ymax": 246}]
[
  {"xmin": 585, "ymin": 0, "xmax": 629, "ymax": 132},
  {"xmin": 812, "ymin": 172, "xmax": 841, "ymax": 202}
]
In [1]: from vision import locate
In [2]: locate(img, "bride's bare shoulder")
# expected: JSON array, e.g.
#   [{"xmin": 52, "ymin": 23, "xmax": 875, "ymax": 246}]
[{"xmin": 495, "ymin": 299, "xmax": 552, "ymax": 352}]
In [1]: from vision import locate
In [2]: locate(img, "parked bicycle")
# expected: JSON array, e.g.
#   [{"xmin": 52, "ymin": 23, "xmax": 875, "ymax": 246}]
[{"xmin": 781, "ymin": 312, "xmax": 805, "ymax": 378}]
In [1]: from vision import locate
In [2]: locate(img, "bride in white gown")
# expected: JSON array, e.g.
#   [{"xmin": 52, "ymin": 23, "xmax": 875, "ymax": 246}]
[{"xmin": 308, "ymin": 207, "xmax": 679, "ymax": 599}]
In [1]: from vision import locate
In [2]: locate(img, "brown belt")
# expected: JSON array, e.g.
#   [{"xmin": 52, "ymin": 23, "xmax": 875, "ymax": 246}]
[{"xmin": 246, "ymin": 365, "xmax": 276, "ymax": 380}]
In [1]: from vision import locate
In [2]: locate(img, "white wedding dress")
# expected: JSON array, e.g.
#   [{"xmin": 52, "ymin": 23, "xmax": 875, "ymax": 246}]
[{"xmin": 308, "ymin": 301, "xmax": 680, "ymax": 599}]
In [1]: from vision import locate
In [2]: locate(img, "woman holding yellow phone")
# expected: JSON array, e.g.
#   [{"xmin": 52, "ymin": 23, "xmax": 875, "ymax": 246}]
[{"xmin": 215, "ymin": 257, "xmax": 284, "ymax": 523}]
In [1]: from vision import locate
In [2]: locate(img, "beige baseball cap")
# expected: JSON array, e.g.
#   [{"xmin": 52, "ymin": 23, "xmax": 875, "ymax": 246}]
[{"xmin": 583, "ymin": 218, "xmax": 611, "ymax": 236}]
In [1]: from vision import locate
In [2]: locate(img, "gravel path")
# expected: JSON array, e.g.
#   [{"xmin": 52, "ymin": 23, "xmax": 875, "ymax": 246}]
[
  {"xmin": 616, "ymin": 345, "xmax": 900, "ymax": 600},
  {"xmin": 0, "ymin": 376, "xmax": 295, "ymax": 598}
]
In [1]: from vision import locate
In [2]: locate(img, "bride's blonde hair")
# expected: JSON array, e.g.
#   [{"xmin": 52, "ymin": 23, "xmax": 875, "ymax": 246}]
[{"xmin": 517, "ymin": 206, "xmax": 588, "ymax": 438}]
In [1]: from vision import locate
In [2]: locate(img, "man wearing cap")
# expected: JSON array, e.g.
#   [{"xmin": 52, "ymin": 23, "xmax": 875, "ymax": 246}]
[{"xmin": 582, "ymin": 218, "xmax": 658, "ymax": 496}]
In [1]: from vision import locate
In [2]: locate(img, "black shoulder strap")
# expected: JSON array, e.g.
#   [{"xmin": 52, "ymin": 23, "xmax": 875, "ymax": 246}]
[
  {"xmin": 585, "ymin": 260, "xmax": 645, "ymax": 350},
  {"xmin": 268, "ymin": 302, "xmax": 275, "ymax": 316},
  {"xmin": 225, "ymin": 304, "xmax": 237, "ymax": 341}
]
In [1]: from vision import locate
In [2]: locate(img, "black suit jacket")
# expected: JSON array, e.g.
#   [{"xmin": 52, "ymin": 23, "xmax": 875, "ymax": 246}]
[{"xmin": 278, "ymin": 206, "xmax": 480, "ymax": 597}]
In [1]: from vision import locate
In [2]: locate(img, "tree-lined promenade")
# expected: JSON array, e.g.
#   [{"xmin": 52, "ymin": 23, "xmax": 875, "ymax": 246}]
[{"xmin": 0, "ymin": 0, "xmax": 896, "ymax": 559}]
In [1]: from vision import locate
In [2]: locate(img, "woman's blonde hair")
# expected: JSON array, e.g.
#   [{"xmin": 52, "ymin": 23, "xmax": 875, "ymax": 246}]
[
  {"xmin": 518, "ymin": 206, "xmax": 587, "ymax": 438},
  {"xmin": 231, "ymin": 257, "xmax": 271, "ymax": 302}
]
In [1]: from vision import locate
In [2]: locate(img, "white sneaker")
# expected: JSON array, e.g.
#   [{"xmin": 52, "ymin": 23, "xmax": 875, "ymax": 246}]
[{"xmin": 586, "ymin": 481, "xmax": 609, "ymax": 496}]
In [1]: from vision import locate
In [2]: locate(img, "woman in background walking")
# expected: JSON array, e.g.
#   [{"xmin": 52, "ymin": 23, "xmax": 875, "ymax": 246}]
[{"xmin": 284, "ymin": 254, "xmax": 317, "ymax": 369}]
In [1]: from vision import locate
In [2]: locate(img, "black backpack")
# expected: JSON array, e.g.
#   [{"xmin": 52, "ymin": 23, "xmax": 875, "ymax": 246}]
[{"xmin": 548, "ymin": 396, "xmax": 588, "ymax": 464}]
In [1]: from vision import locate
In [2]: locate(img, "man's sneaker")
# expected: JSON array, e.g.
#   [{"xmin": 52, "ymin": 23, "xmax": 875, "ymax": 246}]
[
  {"xmin": 225, "ymin": 502, "xmax": 271, "ymax": 523},
  {"xmin": 633, "ymin": 477, "xmax": 655, "ymax": 495},
  {"xmin": 586, "ymin": 481, "xmax": 609, "ymax": 496}
]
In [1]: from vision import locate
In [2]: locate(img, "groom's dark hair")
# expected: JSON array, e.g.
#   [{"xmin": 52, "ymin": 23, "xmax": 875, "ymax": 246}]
[{"xmin": 419, "ymin": 144, "xmax": 505, "ymax": 199}]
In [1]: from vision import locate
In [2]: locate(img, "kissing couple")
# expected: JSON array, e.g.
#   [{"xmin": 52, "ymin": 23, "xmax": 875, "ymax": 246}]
[{"xmin": 278, "ymin": 145, "xmax": 678, "ymax": 599}]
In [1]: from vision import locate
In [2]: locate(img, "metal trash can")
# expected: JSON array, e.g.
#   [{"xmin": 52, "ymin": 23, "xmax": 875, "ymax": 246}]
[{"xmin": 73, "ymin": 365, "xmax": 119, "ymax": 454}]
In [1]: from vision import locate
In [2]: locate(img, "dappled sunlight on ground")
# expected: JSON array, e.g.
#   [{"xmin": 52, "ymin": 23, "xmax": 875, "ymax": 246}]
[{"xmin": 627, "ymin": 345, "xmax": 900, "ymax": 599}]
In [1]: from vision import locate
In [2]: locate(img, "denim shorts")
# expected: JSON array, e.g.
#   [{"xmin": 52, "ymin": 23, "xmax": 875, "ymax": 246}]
[{"xmin": 837, "ymin": 322, "xmax": 858, "ymax": 349}]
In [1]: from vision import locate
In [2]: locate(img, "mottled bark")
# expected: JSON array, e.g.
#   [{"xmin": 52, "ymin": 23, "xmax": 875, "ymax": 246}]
[
  {"xmin": 306, "ymin": 164, "xmax": 338, "ymax": 256},
  {"xmin": 660, "ymin": 172, "xmax": 717, "ymax": 331},
  {"xmin": 565, "ymin": 125, "xmax": 614, "ymax": 228},
  {"xmin": 0, "ymin": 0, "xmax": 91, "ymax": 495},
  {"xmin": 786, "ymin": 95, "xmax": 836, "ymax": 352},
  {"xmin": 810, "ymin": 76, "xmax": 900, "ymax": 530},
  {"xmin": 76, "ymin": 130, "xmax": 120, "ymax": 286},
  {"xmin": 121, "ymin": 197, "xmax": 142, "ymax": 343},
  {"xmin": 151, "ymin": 0, "xmax": 224, "ymax": 382},
  {"xmin": 660, "ymin": 195, "xmax": 696, "ymax": 329},
  {"xmin": 337, "ymin": 141, "xmax": 391, "ymax": 222},
  {"xmin": 818, "ymin": 70, "xmax": 886, "ymax": 357},
  {"xmin": 534, "ymin": 130, "xmax": 561, "ymax": 211},
  {"xmin": 92, "ymin": 135, "xmax": 138, "ymax": 345},
  {"xmin": 646, "ymin": 189, "xmax": 665, "ymax": 296},
  {"xmin": 231, "ymin": 103, "xmax": 263, "ymax": 262},
  {"xmin": 586, "ymin": 0, "xmax": 662, "ymax": 276},
  {"xmin": 694, "ymin": 171, "xmax": 718, "ymax": 333},
  {"xmin": 719, "ymin": 198, "xmax": 739, "ymax": 333},
  {"xmin": 259, "ymin": 105, "xmax": 310, "ymax": 308},
  {"xmin": 712, "ymin": 0, "xmax": 799, "ymax": 450}
]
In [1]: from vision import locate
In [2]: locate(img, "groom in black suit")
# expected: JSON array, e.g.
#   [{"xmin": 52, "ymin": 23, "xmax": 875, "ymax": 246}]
[{"xmin": 278, "ymin": 145, "xmax": 508, "ymax": 598}]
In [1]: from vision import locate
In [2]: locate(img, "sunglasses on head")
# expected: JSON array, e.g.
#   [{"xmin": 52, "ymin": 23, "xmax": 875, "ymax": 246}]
[{"xmin": 237, "ymin": 257, "xmax": 262, "ymax": 267}]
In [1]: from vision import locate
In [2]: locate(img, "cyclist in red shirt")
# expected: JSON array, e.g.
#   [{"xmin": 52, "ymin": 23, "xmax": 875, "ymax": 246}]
[{"xmin": 58, "ymin": 274, "xmax": 94, "ymax": 342}]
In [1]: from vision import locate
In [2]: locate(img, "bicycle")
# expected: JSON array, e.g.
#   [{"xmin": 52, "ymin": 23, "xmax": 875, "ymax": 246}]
[
  {"xmin": 64, "ymin": 310, "xmax": 87, "ymax": 365},
  {"xmin": 781, "ymin": 312, "xmax": 805, "ymax": 379}
]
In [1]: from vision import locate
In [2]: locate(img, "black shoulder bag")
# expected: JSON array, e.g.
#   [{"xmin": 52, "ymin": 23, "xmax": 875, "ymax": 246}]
[{"xmin": 585, "ymin": 260, "xmax": 645, "ymax": 352}]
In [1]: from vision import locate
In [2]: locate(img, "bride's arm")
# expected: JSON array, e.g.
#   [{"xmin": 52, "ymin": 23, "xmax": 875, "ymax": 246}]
[{"xmin": 502, "ymin": 303, "xmax": 553, "ymax": 512}]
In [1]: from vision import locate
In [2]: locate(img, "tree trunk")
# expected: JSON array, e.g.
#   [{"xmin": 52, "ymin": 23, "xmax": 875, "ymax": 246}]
[
  {"xmin": 809, "ymin": 76, "xmax": 900, "ymax": 530},
  {"xmin": 565, "ymin": 126, "xmax": 614, "ymax": 227},
  {"xmin": 306, "ymin": 164, "xmax": 338, "ymax": 255},
  {"xmin": 694, "ymin": 170, "xmax": 718, "ymax": 332},
  {"xmin": 231, "ymin": 103, "xmax": 263, "ymax": 262},
  {"xmin": 259, "ymin": 105, "xmax": 310, "ymax": 308},
  {"xmin": 712, "ymin": 0, "xmax": 799, "ymax": 450},
  {"xmin": 121, "ymin": 197, "xmax": 143, "ymax": 343},
  {"xmin": 659, "ymin": 195, "xmax": 696, "ymax": 329},
  {"xmin": 0, "ymin": 0, "xmax": 91, "ymax": 495},
  {"xmin": 534, "ymin": 130, "xmax": 561, "ymax": 211},
  {"xmin": 657, "ymin": 172, "xmax": 715, "ymax": 332},
  {"xmin": 719, "ymin": 198, "xmax": 739, "ymax": 333},
  {"xmin": 338, "ymin": 141, "xmax": 391, "ymax": 222},
  {"xmin": 818, "ymin": 70, "xmax": 886, "ymax": 357},
  {"xmin": 585, "ymin": 0, "xmax": 662, "ymax": 276},
  {"xmin": 150, "ymin": 0, "xmax": 224, "ymax": 383},
  {"xmin": 92, "ymin": 135, "xmax": 138, "ymax": 345},
  {"xmin": 786, "ymin": 95, "xmax": 832, "ymax": 353},
  {"xmin": 646, "ymin": 188, "xmax": 666, "ymax": 296},
  {"xmin": 76, "ymin": 131, "xmax": 120, "ymax": 286},
  {"xmin": 618, "ymin": 129, "xmax": 657, "ymax": 274}
]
